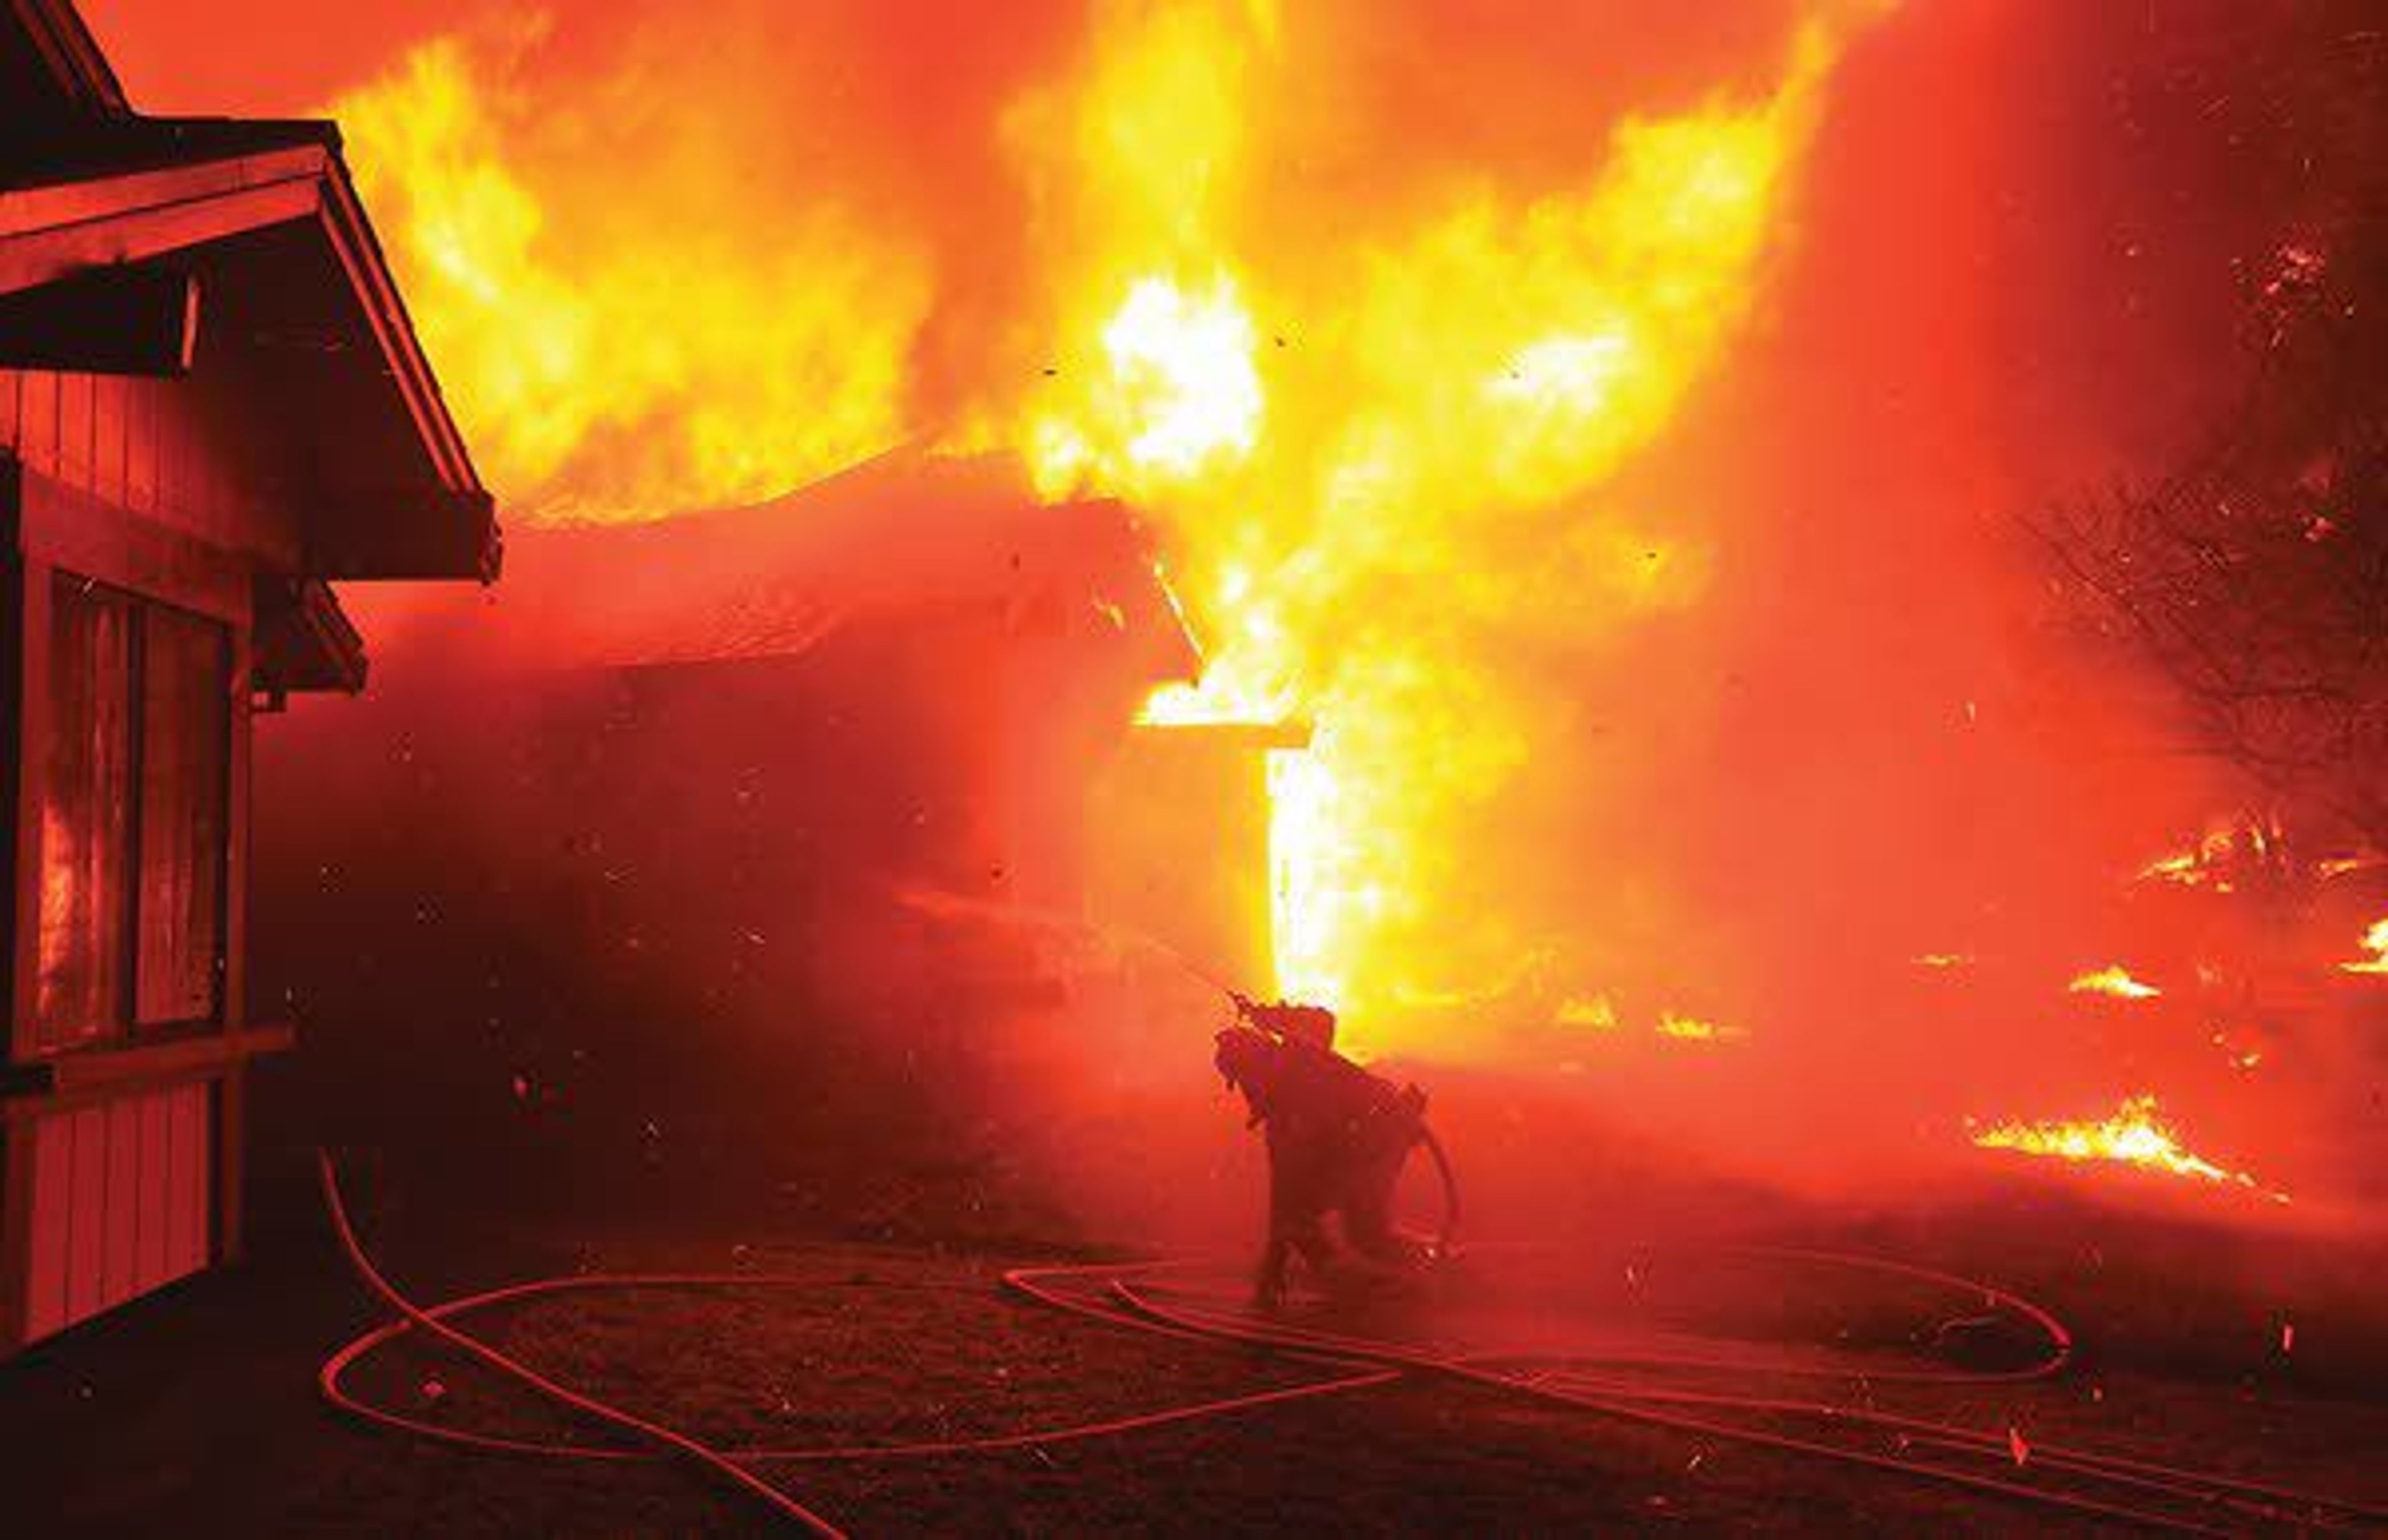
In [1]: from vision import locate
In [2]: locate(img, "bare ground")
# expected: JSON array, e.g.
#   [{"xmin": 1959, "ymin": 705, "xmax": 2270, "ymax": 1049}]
[{"xmin": 6, "ymin": 1181, "xmax": 2387, "ymax": 1538}]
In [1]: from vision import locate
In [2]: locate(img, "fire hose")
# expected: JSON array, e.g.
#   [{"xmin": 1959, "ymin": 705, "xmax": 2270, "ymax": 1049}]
[{"xmin": 315, "ymin": 1152, "xmax": 2387, "ymax": 1536}]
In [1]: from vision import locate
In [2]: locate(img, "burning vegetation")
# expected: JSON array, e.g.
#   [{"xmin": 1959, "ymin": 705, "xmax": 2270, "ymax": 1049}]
[{"xmin": 1973, "ymin": 1094, "xmax": 2288, "ymax": 1206}]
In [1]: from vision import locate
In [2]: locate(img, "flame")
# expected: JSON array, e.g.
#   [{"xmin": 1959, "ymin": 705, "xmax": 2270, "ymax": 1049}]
[
  {"xmin": 1030, "ymin": 274, "xmax": 1264, "ymax": 494},
  {"xmin": 2068, "ymin": 965, "xmax": 2161, "ymax": 1000},
  {"xmin": 2339, "ymin": 918, "xmax": 2388, "ymax": 975},
  {"xmin": 331, "ymin": 2, "xmax": 1892, "ymax": 1046},
  {"xmin": 2136, "ymin": 823, "xmax": 2247, "ymax": 889},
  {"xmin": 992, "ymin": 6, "xmax": 1878, "ymax": 1034},
  {"xmin": 2138, "ymin": 850, "xmax": 2219, "ymax": 890},
  {"xmin": 330, "ymin": 22, "xmax": 930, "ymax": 522},
  {"xmin": 1656, "ymin": 1012, "xmax": 1747, "ymax": 1044},
  {"xmin": 1973, "ymin": 1095, "xmax": 2286, "ymax": 1202},
  {"xmin": 1555, "ymin": 995, "xmax": 1621, "ymax": 1031}
]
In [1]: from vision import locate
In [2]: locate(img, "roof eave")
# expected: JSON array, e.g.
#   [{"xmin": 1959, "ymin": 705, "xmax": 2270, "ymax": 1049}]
[
  {"xmin": 313, "ymin": 136, "xmax": 485, "ymax": 499},
  {"xmin": 9, "ymin": 0, "xmax": 127, "ymax": 115},
  {"xmin": 0, "ymin": 127, "xmax": 499, "ymax": 582}
]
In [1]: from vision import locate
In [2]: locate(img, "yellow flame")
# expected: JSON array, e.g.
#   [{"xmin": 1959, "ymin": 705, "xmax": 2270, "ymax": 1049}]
[
  {"xmin": 1031, "ymin": 274, "xmax": 1264, "ymax": 497},
  {"xmin": 993, "ymin": 7, "xmax": 1872, "ymax": 1040},
  {"xmin": 331, "ymin": 24, "xmax": 928, "ymax": 522},
  {"xmin": 1555, "ymin": 995, "xmax": 1621, "ymax": 1031},
  {"xmin": 2136, "ymin": 823, "xmax": 2246, "ymax": 888},
  {"xmin": 1657, "ymin": 1011, "xmax": 1747, "ymax": 1043},
  {"xmin": 2068, "ymin": 965, "xmax": 2161, "ymax": 1000},
  {"xmin": 330, "ymin": 2, "xmax": 1889, "ymax": 1046},
  {"xmin": 2339, "ymin": 918, "xmax": 2388, "ymax": 975},
  {"xmin": 1973, "ymin": 1095, "xmax": 2286, "ymax": 1202}
]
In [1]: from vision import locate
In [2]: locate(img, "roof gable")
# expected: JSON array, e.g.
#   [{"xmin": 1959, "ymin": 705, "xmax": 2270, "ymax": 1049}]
[
  {"xmin": 1, "ymin": 0, "xmax": 126, "ymax": 126},
  {"xmin": 0, "ymin": 1, "xmax": 497, "ymax": 584}
]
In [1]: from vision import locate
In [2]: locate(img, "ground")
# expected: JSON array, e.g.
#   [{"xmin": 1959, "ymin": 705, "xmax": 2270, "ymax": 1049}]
[{"xmin": 6, "ymin": 1171, "xmax": 2386, "ymax": 1537}]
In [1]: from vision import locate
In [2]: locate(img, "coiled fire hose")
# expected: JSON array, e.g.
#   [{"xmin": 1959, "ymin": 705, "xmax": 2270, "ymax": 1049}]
[
  {"xmin": 318, "ymin": 1150, "xmax": 2388, "ymax": 1536},
  {"xmin": 318, "ymin": 1151, "xmax": 847, "ymax": 1535}
]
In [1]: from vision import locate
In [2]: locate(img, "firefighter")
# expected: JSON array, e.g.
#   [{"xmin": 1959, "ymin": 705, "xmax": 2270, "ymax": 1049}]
[{"xmin": 1215, "ymin": 994, "xmax": 1436, "ymax": 1308}]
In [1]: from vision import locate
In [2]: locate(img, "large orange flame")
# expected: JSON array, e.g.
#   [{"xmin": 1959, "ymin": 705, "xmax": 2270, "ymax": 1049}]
[
  {"xmin": 983, "ymin": 6, "xmax": 1881, "ymax": 1035},
  {"xmin": 331, "ymin": 21, "xmax": 930, "ymax": 523},
  {"xmin": 330, "ymin": 2, "xmax": 1894, "ymax": 1049}
]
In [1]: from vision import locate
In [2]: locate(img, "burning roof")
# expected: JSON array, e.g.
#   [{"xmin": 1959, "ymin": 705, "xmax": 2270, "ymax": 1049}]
[{"xmin": 456, "ymin": 446, "xmax": 1195, "ymax": 683}]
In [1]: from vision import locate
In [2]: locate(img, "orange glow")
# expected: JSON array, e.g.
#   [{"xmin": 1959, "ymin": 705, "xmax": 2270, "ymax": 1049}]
[
  {"xmin": 35, "ymin": 805, "xmax": 75, "ymax": 1025},
  {"xmin": 1973, "ymin": 1095, "xmax": 2287, "ymax": 1202},
  {"xmin": 2068, "ymin": 965, "xmax": 2161, "ymax": 1001}
]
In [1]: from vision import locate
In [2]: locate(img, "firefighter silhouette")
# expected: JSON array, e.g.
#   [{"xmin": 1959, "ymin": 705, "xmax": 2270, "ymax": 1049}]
[{"xmin": 1215, "ymin": 994, "xmax": 1433, "ymax": 1308}]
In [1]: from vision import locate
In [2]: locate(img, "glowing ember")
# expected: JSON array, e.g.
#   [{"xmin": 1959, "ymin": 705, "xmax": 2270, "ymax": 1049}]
[
  {"xmin": 2136, "ymin": 823, "xmax": 2243, "ymax": 889},
  {"xmin": 2068, "ymin": 965, "xmax": 2161, "ymax": 1000},
  {"xmin": 2211, "ymin": 1033, "xmax": 2265, "ymax": 1072},
  {"xmin": 1912, "ymin": 952, "xmax": 1974, "ymax": 971},
  {"xmin": 1656, "ymin": 1012, "xmax": 1747, "ymax": 1044},
  {"xmin": 2338, "ymin": 918, "xmax": 2388, "ymax": 975},
  {"xmin": 1972, "ymin": 1095, "xmax": 2286, "ymax": 1202},
  {"xmin": 1554, "ymin": 995, "xmax": 1621, "ymax": 1031}
]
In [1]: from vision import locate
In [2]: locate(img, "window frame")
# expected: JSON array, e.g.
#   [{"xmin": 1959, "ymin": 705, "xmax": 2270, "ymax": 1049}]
[
  {"xmin": 35, "ymin": 572, "xmax": 234, "ymax": 1049},
  {"xmin": 6, "ymin": 463, "xmax": 252, "ymax": 1066}
]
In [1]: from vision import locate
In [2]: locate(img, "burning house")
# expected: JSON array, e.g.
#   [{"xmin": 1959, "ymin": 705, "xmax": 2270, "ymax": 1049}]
[
  {"xmin": 0, "ymin": 0, "xmax": 494, "ymax": 1351},
  {"xmin": 246, "ymin": 448, "xmax": 1285, "ymax": 1204},
  {"xmin": 485, "ymin": 448, "xmax": 1199, "ymax": 929}
]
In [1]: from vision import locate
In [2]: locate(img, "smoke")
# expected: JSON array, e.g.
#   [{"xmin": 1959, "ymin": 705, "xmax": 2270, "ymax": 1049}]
[{"xmin": 211, "ymin": 0, "xmax": 2388, "ymax": 1233}]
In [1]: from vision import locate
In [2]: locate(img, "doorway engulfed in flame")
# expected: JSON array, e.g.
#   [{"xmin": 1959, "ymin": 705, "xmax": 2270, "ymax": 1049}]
[{"xmin": 332, "ymin": 2, "xmax": 1890, "ymax": 1050}]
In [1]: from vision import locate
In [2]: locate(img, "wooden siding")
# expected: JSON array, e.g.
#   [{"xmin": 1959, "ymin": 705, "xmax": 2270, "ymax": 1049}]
[
  {"xmin": 23, "ymin": 1080, "xmax": 210, "ymax": 1343},
  {"xmin": 2, "ymin": 357, "xmax": 269, "ymax": 1353},
  {"xmin": 0, "ymin": 365, "xmax": 300, "ymax": 565}
]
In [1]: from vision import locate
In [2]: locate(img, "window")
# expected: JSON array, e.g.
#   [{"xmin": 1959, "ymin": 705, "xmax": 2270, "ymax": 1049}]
[
  {"xmin": 138, "ymin": 607, "xmax": 231, "ymax": 1026},
  {"xmin": 35, "ymin": 574, "xmax": 231, "ymax": 1053},
  {"xmin": 35, "ymin": 580, "xmax": 133, "ymax": 1048}
]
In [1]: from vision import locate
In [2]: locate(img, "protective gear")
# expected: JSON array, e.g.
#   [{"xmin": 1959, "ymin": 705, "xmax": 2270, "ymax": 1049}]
[
  {"xmin": 1216, "ymin": 1006, "xmax": 1433, "ymax": 1307},
  {"xmin": 1229, "ymin": 992, "xmax": 1339, "ymax": 1053}
]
